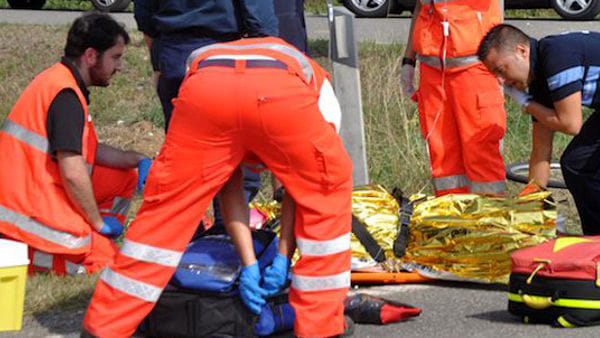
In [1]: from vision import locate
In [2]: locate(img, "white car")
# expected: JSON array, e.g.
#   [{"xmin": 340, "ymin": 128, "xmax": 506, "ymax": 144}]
[{"xmin": 343, "ymin": 0, "xmax": 600, "ymax": 20}]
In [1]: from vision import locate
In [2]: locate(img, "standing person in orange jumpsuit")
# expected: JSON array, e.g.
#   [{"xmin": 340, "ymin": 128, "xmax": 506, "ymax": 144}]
[
  {"xmin": 0, "ymin": 13, "xmax": 152, "ymax": 276},
  {"xmin": 400, "ymin": 0, "xmax": 507, "ymax": 196},
  {"xmin": 82, "ymin": 36, "xmax": 353, "ymax": 338}
]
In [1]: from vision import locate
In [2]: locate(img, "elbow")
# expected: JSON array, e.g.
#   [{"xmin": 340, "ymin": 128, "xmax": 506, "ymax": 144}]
[{"xmin": 562, "ymin": 122, "xmax": 581, "ymax": 136}]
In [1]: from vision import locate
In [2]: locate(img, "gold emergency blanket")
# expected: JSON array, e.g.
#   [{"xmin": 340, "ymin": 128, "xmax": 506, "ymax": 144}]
[
  {"xmin": 350, "ymin": 185, "xmax": 400, "ymax": 264},
  {"xmin": 404, "ymin": 191, "xmax": 557, "ymax": 284}
]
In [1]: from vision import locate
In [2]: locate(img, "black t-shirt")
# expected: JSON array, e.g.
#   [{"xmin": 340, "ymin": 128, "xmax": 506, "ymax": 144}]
[{"xmin": 46, "ymin": 58, "xmax": 90, "ymax": 157}]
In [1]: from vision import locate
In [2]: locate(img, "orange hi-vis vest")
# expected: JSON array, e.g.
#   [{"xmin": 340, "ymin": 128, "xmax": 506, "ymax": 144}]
[
  {"xmin": 185, "ymin": 36, "xmax": 330, "ymax": 95},
  {"xmin": 413, "ymin": 0, "xmax": 502, "ymax": 69},
  {"xmin": 0, "ymin": 62, "xmax": 98, "ymax": 255}
]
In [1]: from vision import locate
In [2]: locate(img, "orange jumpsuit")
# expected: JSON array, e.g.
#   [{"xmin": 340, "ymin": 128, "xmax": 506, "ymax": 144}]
[
  {"xmin": 0, "ymin": 62, "xmax": 136, "ymax": 275},
  {"xmin": 83, "ymin": 37, "xmax": 353, "ymax": 338},
  {"xmin": 413, "ymin": 0, "xmax": 507, "ymax": 195}
]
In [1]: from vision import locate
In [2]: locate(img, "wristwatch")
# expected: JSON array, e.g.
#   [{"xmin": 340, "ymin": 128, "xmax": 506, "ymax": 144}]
[{"xmin": 402, "ymin": 57, "xmax": 416, "ymax": 67}]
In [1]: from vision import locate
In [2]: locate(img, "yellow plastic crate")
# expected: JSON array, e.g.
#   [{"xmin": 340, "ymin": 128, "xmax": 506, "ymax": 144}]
[{"xmin": 0, "ymin": 239, "xmax": 29, "ymax": 332}]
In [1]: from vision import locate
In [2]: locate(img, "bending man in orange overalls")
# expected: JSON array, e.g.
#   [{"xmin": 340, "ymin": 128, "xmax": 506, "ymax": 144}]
[
  {"xmin": 401, "ymin": 0, "xmax": 507, "ymax": 195},
  {"xmin": 83, "ymin": 36, "xmax": 353, "ymax": 338}
]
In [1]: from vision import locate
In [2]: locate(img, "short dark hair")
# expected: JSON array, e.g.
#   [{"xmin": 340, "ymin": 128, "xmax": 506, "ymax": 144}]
[
  {"xmin": 478, "ymin": 24, "xmax": 530, "ymax": 61},
  {"xmin": 64, "ymin": 12, "xmax": 130, "ymax": 59}
]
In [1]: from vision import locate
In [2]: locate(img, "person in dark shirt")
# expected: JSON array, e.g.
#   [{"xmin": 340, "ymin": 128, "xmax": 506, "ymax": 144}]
[
  {"xmin": 0, "ymin": 13, "xmax": 152, "ymax": 275},
  {"xmin": 478, "ymin": 24, "xmax": 600, "ymax": 235}
]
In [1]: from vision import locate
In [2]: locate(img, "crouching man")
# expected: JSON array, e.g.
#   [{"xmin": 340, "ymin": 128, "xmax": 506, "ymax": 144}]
[
  {"xmin": 83, "ymin": 36, "xmax": 353, "ymax": 338},
  {"xmin": 0, "ymin": 13, "xmax": 152, "ymax": 275},
  {"xmin": 478, "ymin": 24, "xmax": 600, "ymax": 234}
]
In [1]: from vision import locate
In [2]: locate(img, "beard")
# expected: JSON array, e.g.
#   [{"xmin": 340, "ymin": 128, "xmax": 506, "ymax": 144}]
[{"xmin": 89, "ymin": 63, "xmax": 113, "ymax": 87}]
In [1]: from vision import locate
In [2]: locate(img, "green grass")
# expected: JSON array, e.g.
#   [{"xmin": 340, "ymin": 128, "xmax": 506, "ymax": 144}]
[{"xmin": 0, "ymin": 23, "xmax": 581, "ymax": 315}]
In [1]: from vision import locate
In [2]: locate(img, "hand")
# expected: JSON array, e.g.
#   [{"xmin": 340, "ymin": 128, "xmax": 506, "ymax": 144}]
[
  {"xmin": 400, "ymin": 64, "xmax": 416, "ymax": 98},
  {"xmin": 239, "ymin": 263, "xmax": 268, "ymax": 314},
  {"xmin": 98, "ymin": 216, "xmax": 124, "ymax": 238},
  {"xmin": 261, "ymin": 253, "xmax": 291, "ymax": 296},
  {"xmin": 137, "ymin": 158, "xmax": 152, "ymax": 192},
  {"xmin": 504, "ymin": 86, "xmax": 532, "ymax": 107}
]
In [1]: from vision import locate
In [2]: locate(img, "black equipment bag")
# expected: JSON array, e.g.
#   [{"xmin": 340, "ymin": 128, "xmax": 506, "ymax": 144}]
[{"xmin": 139, "ymin": 285, "xmax": 257, "ymax": 338}]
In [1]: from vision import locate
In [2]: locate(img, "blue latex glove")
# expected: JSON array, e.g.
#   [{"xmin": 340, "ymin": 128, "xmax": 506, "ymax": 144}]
[
  {"xmin": 98, "ymin": 216, "xmax": 124, "ymax": 238},
  {"xmin": 503, "ymin": 85, "xmax": 532, "ymax": 107},
  {"xmin": 137, "ymin": 158, "xmax": 152, "ymax": 192},
  {"xmin": 261, "ymin": 253, "xmax": 291, "ymax": 296},
  {"xmin": 239, "ymin": 263, "xmax": 268, "ymax": 314}
]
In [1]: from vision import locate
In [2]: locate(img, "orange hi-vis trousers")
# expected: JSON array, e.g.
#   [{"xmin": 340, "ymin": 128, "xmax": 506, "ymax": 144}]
[
  {"xmin": 84, "ymin": 59, "xmax": 353, "ymax": 338},
  {"xmin": 416, "ymin": 63, "xmax": 507, "ymax": 195},
  {"xmin": 26, "ymin": 164, "xmax": 137, "ymax": 276}
]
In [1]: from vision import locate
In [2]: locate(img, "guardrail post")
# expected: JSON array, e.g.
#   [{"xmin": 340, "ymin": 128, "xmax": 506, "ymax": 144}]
[{"xmin": 327, "ymin": 4, "xmax": 369, "ymax": 186}]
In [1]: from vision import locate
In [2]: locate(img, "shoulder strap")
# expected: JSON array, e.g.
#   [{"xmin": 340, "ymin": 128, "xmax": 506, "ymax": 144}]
[{"xmin": 351, "ymin": 215, "xmax": 386, "ymax": 263}]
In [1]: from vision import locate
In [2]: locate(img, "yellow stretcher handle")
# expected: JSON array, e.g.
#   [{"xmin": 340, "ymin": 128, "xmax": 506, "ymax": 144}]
[{"xmin": 522, "ymin": 294, "xmax": 553, "ymax": 310}]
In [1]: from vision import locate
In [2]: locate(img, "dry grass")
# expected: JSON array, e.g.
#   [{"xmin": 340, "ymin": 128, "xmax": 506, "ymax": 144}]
[{"xmin": 0, "ymin": 22, "xmax": 582, "ymax": 316}]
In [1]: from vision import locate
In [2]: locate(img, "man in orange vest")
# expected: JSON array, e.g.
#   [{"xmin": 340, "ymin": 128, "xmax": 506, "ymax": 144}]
[
  {"xmin": 401, "ymin": 0, "xmax": 507, "ymax": 196},
  {"xmin": 83, "ymin": 36, "xmax": 353, "ymax": 338},
  {"xmin": 0, "ymin": 13, "xmax": 152, "ymax": 276}
]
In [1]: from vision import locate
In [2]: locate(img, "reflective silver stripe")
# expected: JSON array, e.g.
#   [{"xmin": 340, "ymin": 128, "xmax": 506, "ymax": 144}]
[
  {"xmin": 1, "ymin": 119, "xmax": 49, "ymax": 152},
  {"xmin": 65, "ymin": 261, "xmax": 86, "ymax": 275},
  {"xmin": 120, "ymin": 240, "xmax": 182, "ymax": 267},
  {"xmin": 1, "ymin": 120, "xmax": 94, "ymax": 176},
  {"xmin": 109, "ymin": 197, "xmax": 131, "ymax": 216},
  {"xmin": 296, "ymin": 233, "xmax": 351, "ymax": 257},
  {"xmin": 0, "ymin": 204, "xmax": 91, "ymax": 249},
  {"xmin": 418, "ymin": 54, "xmax": 480, "ymax": 69},
  {"xmin": 100, "ymin": 267, "xmax": 162, "ymax": 302},
  {"xmin": 187, "ymin": 43, "xmax": 314, "ymax": 83},
  {"xmin": 292, "ymin": 271, "xmax": 350, "ymax": 292},
  {"xmin": 470, "ymin": 180, "xmax": 506, "ymax": 194},
  {"xmin": 432, "ymin": 175, "xmax": 469, "ymax": 191},
  {"xmin": 33, "ymin": 251, "xmax": 53, "ymax": 269}
]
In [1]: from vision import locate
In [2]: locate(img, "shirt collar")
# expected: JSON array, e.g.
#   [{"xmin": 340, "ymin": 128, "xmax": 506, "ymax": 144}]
[
  {"xmin": 60, "ymin": 56, "xmax": 90, "ymax": 104},
  {"xmin": 529, "ymin": 38, "xmax": 540, "ymax": 84}
]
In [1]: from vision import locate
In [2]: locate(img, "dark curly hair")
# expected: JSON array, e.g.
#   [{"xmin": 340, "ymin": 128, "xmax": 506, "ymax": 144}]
[{"xmin": 64, "ymin": 12, "xmax": 130, "ymax": 59}]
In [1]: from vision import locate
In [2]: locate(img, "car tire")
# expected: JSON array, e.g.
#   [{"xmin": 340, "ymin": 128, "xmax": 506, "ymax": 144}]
[
  {"xmin": 7, "ymin": 0, "xmax": 46, "ymax": 9},
  {"xmin": 90, "ymin": 0, "xmax": 131, "ymax": 12},
  {"xmin": 342, "ymin": 0, "xmax": 391, "ymax": 18},
  {"xmin": 551, "ymin": 0, "xmax": 600, "ymax": 20}
]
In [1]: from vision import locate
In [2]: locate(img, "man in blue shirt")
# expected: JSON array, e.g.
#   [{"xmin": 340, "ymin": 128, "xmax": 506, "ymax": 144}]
[
  {"xmin": 134, "ymin": 0, "xmax": 278, "ymax": 130},
  {"xmin": 478, "ymin": 24, "xmax": 600, "ymax": 235}
]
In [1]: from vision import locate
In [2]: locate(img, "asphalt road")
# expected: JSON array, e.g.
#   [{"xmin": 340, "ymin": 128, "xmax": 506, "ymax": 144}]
[
  {"xmin": 0, "ymin": 9, "xmax": 599, "ymax": 43},
  {"xmin": 1, "ymin": 8, "xmax": 599, "ymax": 338}
]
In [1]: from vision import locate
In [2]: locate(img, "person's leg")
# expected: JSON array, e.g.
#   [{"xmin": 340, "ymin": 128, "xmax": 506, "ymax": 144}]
[
  {"xmin": 242, "ymin": 69, "xmax": 353, "ymax": 337},
  {"xmin": 274, "ymin": 0, "xmax": 308, "ymax": 53},
  {"xmin": 92, "ymin": 165, "xmax": 138, "ymax": 224},
  {"xmin": 83, "ymin": 67, "xmax": 246, "ymax": 338},
  {"xmin": 156, "ymin": 35, "xmax": 220, "ymax": 131},
  {"xmin": 560, "ymin": 110, "xmax": 600, "ymax": 235},
  {"xmin": 449, "ymin": 64, "xmax": 507, "ymax": 195},
  {"xmin": 418, "ymin": 64, "xmax": 467, "ymax": 195}
]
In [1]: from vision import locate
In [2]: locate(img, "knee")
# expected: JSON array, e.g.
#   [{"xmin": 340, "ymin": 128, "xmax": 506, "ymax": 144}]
[
  {"xmin": 560, "ymin": 150, "xmax": 578, "ymax": 178},
  {"xmin": 124, "ymin": 168, "xmax": 138, "ymax": 195}
]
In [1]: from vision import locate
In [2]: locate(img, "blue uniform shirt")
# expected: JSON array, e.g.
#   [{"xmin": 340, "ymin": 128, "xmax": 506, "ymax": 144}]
[
  {"xmin": 529, "ymin": 31, "xmax": 600, "ymax": 111},
  {"xmin": 134, "ymin": 0, "xmax": 278, "ymax": 38}
]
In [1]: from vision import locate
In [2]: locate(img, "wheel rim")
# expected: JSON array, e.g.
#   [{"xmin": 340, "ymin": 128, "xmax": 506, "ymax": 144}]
[
  {"xmin": 556, "ymin": 0, "xmax": 592, "ymax": 15},
  {"xmin": 95, "ymin": 0, "xmax": 116, "ymax": 7},
  {"xmin": 350, "ymin": 0, "xmax": 386, "ymax": 12}
]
